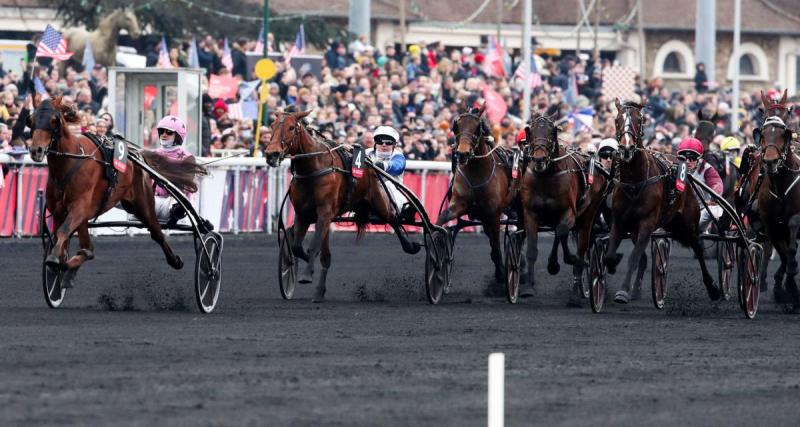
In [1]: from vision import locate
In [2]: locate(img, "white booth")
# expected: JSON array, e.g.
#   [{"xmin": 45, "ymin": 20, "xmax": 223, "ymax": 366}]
[{"xmin": 107, "ymin": 67, "xmax": 203, "ymax": 155}]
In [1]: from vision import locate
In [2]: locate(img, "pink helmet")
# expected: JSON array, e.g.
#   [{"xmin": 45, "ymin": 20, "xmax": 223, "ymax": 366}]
[
  {"xmin": 515, "ymin": 128, "xmax": 527, "ymax": 145},
  {"xmin": 156, "ymin": 115, "xmax": 187, "ymax": 144},
  {"xmin": 677, "ymin": 137, "xmax": 704, "ymax": 156}
]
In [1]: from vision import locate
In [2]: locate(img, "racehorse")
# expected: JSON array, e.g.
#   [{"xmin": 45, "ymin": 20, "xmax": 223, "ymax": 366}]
[
  {"xmin": 63, "ymin": 8, "xmax": 141, "ymax": 71},
  {"xmin": 605, "ymin": 100, "xmax": 721, "ymax": 303},
  {"xmin": 29, "ymin": 95, "xmax": 206, "ymax": 288},
  {"xmin": 436, "ymin": 105, "xmax": 512, "ymax": 292},
  {"xmin": 520, "ymin": 113, "xmax": 606, "ymax": 304},
  {"xmin": 265, "ymin": 109, "xmax": 421, "ymax": 302},
  {"xmin": 749, "ymin": 99, "xmax": 800, "ymax": 312}
]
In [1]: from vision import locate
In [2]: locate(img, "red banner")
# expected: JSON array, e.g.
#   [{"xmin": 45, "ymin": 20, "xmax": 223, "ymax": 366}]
[{"xmin": 208, "ymin": 74, "xmax": 239, "ymax": 100}]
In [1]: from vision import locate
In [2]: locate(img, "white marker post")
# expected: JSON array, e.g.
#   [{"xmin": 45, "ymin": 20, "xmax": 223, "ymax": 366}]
[{"xmin": 488, "ymin": 352, "xmax": 505, "ymax": 427}]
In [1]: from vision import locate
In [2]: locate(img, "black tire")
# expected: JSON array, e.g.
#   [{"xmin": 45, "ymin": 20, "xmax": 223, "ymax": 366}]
[
  {"xmin": 195, "ymin": 233, "xmax": 223, "ymax": 313},
  {"xmin": 738, "ymin": 242, "xmax": 762, "ymax": 319},
  {"xmin": 716, "ymin": 240, "xmax": 736, "ymax": 301},
  {"xmin": 425, "ymin": 229, "xmax": 450, "ymax": 305},
  {"xmin": 42, "ymin": 240, "xmax": 65, "ymax": 309},
  {"xmin": 651, "ymin": 238, "xmax": 670, "ymax": 310},
  {"xmin": 589, "ymin": 237, "xmax": 608, "ymax": 313},
  {"xmin": 504, "ymin": 231, "xmax": 524, "ymax": 304},
  {"xmin": 278, "ymin": 226, "xmax": 297, "ymax": 300}
]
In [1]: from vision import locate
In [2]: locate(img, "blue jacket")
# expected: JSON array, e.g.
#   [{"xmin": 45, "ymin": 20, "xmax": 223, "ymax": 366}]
[{"xmin": 366, "ymin": 148, "xmax": 406, "ymax": 177}]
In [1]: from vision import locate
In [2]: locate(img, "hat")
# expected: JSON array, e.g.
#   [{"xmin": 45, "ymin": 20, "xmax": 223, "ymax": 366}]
[
  {"xmin": 462, "ymin": 47, "xmax": 474, "ymax": 55},
  {"xmin": 678, "ymin": 137, "xmax": 704, "ymax": 156}
]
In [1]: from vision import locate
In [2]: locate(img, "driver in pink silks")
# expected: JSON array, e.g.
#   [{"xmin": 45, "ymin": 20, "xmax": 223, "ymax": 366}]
[
  {"xmin": 128, "ymin": 115, "xmax": 194, "ymax": 226},
  {"xmin": 677, "ymin": 137, "xmax": 724, "ymax": 232}
]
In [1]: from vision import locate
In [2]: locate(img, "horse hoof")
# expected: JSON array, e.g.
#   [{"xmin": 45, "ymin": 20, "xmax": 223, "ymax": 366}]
[
  {"xmin": 520, "ymin": 284, "xmax": 535, "ymax": 298},
  {"xmin": 76, "ymin": 249, "xmax": 95, "ymax": 260},
  {"xmin": 614, "ymin": 291, "xmax": 629, "ymax": 304},
  {"xmin": 312, "ymin": 290, "xmax": 326, "ymax": 303},
  {"xmin": 404, "ymin": 242, "xmax": 422, "ymax": 255},
  {"xmin": 169, "ymin": 255, "xmax": 184, "ymax": 270},
  {"xmin": 547, "ymin": 262, "xmax": 560, "ymax": 275},
  {"xmin": 564, "ymin": 254, "xmax": 578, "ymax": 266},
  {"xmin": 45, "ymin": 255, "xmax": 63, "ymax": 270},
  {"xmin": 61, "ymin": 270, "xmax": 77, "ymax": 289},
  {"xmin": 298, "ymin": 273, "xmax": 313, "ymax": 284},
  {"xmin": 631, "ymin": 287, "xmax": 642, "ymax": 301},
  {"xmin": 706, "ymin": 281, "xmax": 722, "ymax": 301}
]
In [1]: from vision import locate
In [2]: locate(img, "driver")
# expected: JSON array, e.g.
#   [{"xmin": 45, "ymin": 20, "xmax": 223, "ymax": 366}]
[
  {"xmin": 365, "ymin": 125, "xmax": 414, "ymax": 221},
  {"xmin": 597, "ymin": 138, "xmax": 618, "ymax": 171},
  {"xmin": 677, "ymin": 137, "xmax": 723, "ymax": 232}
]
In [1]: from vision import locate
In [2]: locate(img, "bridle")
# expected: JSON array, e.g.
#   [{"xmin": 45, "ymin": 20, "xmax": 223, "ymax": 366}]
[
  {"xmin": 616, "ymin": 105, "xmax": 645, "ymax": 163},
  {"xmin": 452, "ymin": 112, "xmax": 490, "ymax": 164},
  {"xmin": 526, "ymin": 115, "xmax": 560, "ymax": 171},
  {"xmin": 757, "ymin": 116, "xmax": 798, "ymax": 176},
  {"xmin": 32, "ymin": 101, "xmax": 100, "ymax": 161}
]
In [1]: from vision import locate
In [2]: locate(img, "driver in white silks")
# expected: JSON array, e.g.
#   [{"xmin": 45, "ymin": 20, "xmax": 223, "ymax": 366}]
[{"xmin": 365, "ymin": 126, "xmax": 416, "ymax": 222}]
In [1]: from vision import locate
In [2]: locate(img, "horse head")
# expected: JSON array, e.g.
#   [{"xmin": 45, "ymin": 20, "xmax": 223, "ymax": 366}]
[
  {"xmin": 29, "ymin": 95, "xmax": 79, "ymax": 162},
  {"xmin": 761, "ymin": 89, "xmax": 793, "ymax": 123},
  {"xmin": 265, "ymin": 109, "xmax": 310, "ymax": 167},
  {"xmin": 615, "ymin": 98, "xmax": 645, "ymax": 163},
  {"xmin": 526, "ymin": 113, "xmax": 559, "ymax": 172},
  {"xmin": 756, "ymin": 116, "xmax": 794, "ymax": 175},
  {"xmin": 452, "ymin": 104, "xmax": 490, "ymax": 165},
  {"xmin": 119, "ymin": 8, "xmax": 141, "ymax": 38}
]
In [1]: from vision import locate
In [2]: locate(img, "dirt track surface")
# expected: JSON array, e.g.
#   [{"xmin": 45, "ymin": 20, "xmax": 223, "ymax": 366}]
[{"xmin": 2, "ymin": 232, "xmax": 800, "ymax": 426}]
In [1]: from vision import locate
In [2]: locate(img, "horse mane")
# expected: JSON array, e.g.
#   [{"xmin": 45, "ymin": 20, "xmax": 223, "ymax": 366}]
[{"xmin": 140, "ymin": 150, "xmax": 208, "ymax": 194}]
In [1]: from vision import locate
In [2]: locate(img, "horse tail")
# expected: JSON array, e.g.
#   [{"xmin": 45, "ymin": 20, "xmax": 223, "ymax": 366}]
[
  {"xmin": 352, "ymin": 205, "xmax": 370, "ymax": 241},
  {"xmin": 140, "ymin": 150, "xmax": 208, "ymax": 194}
]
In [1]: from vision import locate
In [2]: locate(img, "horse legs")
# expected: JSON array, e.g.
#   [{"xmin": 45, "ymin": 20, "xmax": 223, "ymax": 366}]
[
  {"xmin": 313, "ymin": 229, "xmax": 332, "ymax": 303},
  {"xmin": 126, "ymin": 192, "xmax": 183, "ymax": 270},
  {"xmin": 687, "ymin": 234, "xmax": 721, "ymax": 301},
  {"xmin": 604, "ymin": 220, "xmax": 625, "ymax": 275},
  {"xmin": 481, "ymin": 214, "xmax": 504, "ymax": 296},
  {"xmin": 613, "ymin": 231, "xmax": 652, "ymax": 304},
  {"xmin": 436, "ymin": 198, "xmax": 467, "ymax": 226},
  {"xmin": 303, "ymin": 207, "xmax": 334, "ymax": 302},
  {"xmin": 292, "ymin": 217, "xmax": 311, "ymax": 264},
  {"xmin": 47, "ymin": 201, "xmax": 93, "ymax": 271},
  {"xmin": 771, "ymin": 239, "xmax": 793, "ymax": 308},
  {"xmin": 630, "ymin": 251, "xmax": 648, "ymax": 300},
  {"xmin": 61, "ymin": 224, "xmax": 96, "ymax": 289},
  {"xmin": 523, "ymin": 211, "xmax": 539, "ymax": 292}
]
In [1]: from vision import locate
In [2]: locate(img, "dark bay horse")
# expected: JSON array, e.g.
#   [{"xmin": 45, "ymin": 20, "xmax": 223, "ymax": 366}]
[
  {"xmin": 605, "ymin": 100, "xmax": 721, "ymax": 304},
  {"xmin": 265, "ymin": 110, "xmax": 420, "ymax": 302},
  {"xmin": 520, "ymin": 114, "xmax": 606, "ymax": 304},
  {"xmin": 752, "ymin": 113, "xmax": 800, "ymax": 312},
  {"xmin": 29, "ymin": 96, "xmax": 206, "ymax": 287},
  {"xmin": 436, "ymin": 106, "xmax": 512, "ymax": 291}
]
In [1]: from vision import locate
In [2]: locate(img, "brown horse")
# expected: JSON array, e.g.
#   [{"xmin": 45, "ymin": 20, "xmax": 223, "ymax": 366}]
[
  {"xmin": 520, "ymin": 114, "xmax": 606, "ymax": 304},
  {"xmin": 605, "ymin": 100, "xmax": 721, "ymax": 304},
  {"xmin": 29, "ymin": 95, "xmax": 206, "ymax": 288},
  {"xmin": 265, "ymin": 110, "xmax": 420, "ymax": 302},
  {"xmin": 436, "ymin": 105, "xmax": 512, "ymax": 290},
  {"xmin": 752, "ymin": 112, "xmax": 800, "ymax": 312}
]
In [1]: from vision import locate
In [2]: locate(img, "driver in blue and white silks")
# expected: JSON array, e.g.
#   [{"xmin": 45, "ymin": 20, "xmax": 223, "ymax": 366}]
[{"xmin": 366, "ymin": 125, "xmax": 411, "ymax": 219}]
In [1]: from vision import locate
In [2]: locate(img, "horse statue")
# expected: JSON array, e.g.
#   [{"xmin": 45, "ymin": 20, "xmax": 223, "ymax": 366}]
[
  {"xmin": 604, "ymin": 99, "xmax": 721, "ymax": 304},
  {"xmin": 436, "ymin": 105, "xmax": 514, "ymax": 295},
  {"xmin": 520, "ymin": 113, "xmax": 607, "ymax": 306},
  {"xmin": 63, "ymin": 8, "xmax": 141, "ymax": 70},
  {"xmin": 265, "ymin": 109, "xmax": 421, "ymax": 303},
  {"xmin": 29, "ymin": 94, "xmax": 206, "ymax": 289}
]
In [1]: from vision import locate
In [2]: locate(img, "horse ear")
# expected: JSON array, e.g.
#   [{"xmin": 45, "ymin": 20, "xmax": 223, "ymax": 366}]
[
  {"xmin": 614, "ymin": 98, "xmax": 622, "ymax": 114},
  {"xmin": 753, "ymin": 128, "xmax": 762, "ymax": 144},
  {"xmin": 760, "ymin": 90, "xmax": 770, "ymax": 108},
  {"xmin": 295, "ymin": 110, "xmax": 310, "ymax": 120},
  {"xmin": 780, "ymin": 89, "xmax": 788, "ymax": 105}
]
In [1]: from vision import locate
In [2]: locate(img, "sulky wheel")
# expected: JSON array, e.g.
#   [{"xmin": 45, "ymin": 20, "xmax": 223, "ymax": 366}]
[
  {"xmin": 716, "ymin": 239, "xmax": 736, "ymax": 301},
  {"xmin": 425, "ymin": 228, "xmax": 450, "ymax": 305},
  {"xmin": 738, "ymin": 242, "xmax": 763, "ymax": 319},
  {"xmin": 589, "ymin": 237, "xmax": 608, "ymax": 313},
  {"xmin": 651, "ymin": 238, "xmax": 671, "ymax": 310},
  {"xmin": 42, "ymin": 240, "xmax": 66, "ymax": 309},
  {"xmin": 278, "ymin": 226, "xmax": 297, "ymax": 300},
  {"xmin": 195, "ymin": 232, "xmax": 223, "ymax": 313},
  {"xmin": 504, "ymin": 231, "xmax": 524, "ymax": 304}
]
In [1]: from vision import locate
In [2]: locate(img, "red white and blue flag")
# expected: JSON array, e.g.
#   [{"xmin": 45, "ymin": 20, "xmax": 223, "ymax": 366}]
[
  {"xmin": 285, "ymin": 24, "xmax": 305, "ymax": 66},
  {"xmin": 36, "ymin": 25, "xmax": 73, "ymax": 61},
  {"xmin": 221, "ymin": 38, "xmax": 233, "ymax": 71},
  {"xmin": 253, "ymin": 28, "xmax": 273, "ymax": 54},
  {"xmin": 157, "ymin": 37, "xmax": 171, "ymax": 68},
  {"xmin": 513, "ymin": 55, "xmax": 542, "ymax": 89},
  {"xmin": 482, "ymin": 36, "xmax": 506, "ymax": 79}
]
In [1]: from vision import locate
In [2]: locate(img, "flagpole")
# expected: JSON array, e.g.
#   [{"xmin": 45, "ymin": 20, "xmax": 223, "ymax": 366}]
[
  {"xmin": 261, "ymin": 0, "xmax": 270, "ymax": 153},
  {"xmin": 522, "ymin": 0, "xmax": 532, "ymax": 122}
]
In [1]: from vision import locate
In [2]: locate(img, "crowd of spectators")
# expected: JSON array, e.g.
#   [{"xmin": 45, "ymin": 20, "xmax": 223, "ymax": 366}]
[{"xmin": 1, "ymin": 32, "xmax": 798, "ymax": 165}]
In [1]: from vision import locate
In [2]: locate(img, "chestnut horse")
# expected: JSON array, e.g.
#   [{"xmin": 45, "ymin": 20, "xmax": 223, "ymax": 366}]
[
  {"xmin": 605, "ymin": 100, "xmax": 721, "ymax": 304},
  {"xmin": 751, "ymin": 111, "xmax": 800, "ymax": 312},
  {"xmin": 520, "ymin": 114, "xmax": 606, "ymax": 305},
  {"xmin": 30, "ymin": 96, "xmax": 206, "ymax": 288},
  {"xmin": 436, "ymin": 106, "xmax": 512, "ymax": 292},
  {"xmin": 265, "ymin": 110, "xmax": 420, "ymax": 302}
]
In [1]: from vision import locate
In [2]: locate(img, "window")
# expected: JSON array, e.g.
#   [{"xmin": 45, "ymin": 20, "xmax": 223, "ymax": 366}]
[
  {"xmin": 739, "ymin": 54, "xmax": 756, "ymax": 76},
  {"xmin": 663, "ymin": 52, "xmax": 684, "ymax": 73}
]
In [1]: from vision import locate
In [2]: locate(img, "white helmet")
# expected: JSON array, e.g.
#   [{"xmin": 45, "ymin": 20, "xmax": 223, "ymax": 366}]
[
  {"xmin": 598, "ymin": 138, "xmax": 619, "ymax": 152},
  {"xmin": 373, "ymin": 126, "xmax": 400, "ymax": 145}
]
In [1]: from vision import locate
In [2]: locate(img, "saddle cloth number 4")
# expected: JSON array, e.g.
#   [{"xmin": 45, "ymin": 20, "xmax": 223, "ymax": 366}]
[{"xmin": 113, "ymin": 139, "xmax": 128, "ymax": 173}]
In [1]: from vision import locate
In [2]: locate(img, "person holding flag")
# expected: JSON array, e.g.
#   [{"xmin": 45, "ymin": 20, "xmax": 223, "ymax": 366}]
[
  {"xmin": 157, "ymin": 36, "xmax": 171, "ymax": 68},
  {"xmin": 284, "ymin": 24, "xmax": 305, "ymax": 68}
]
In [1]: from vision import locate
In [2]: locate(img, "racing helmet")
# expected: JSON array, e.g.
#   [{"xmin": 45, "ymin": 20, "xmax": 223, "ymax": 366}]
[
  {"xmin": 677, "ymin": 137, "xmax": 704, "ymax": 157},
  {"xmin": 373, "ymin": 126, "xmax": 400, "ymax": 146},
  {"xmin": 720, "ymin": 136, "xmax": 741, "ymax": 152},
  {"xmin": 598, "ymin": 138, "xmax": 619, "ymax": 153},
  {"xmin": 156, "ymin": 115, "xmax": 187, "ymax": 145},
  {"xmin": 515, "ymin": 128, "xmax": 527, "ymax": 145}
]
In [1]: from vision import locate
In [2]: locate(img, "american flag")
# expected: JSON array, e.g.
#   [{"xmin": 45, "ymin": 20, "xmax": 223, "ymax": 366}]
[
  {"xmin": 482, "ymin": 36, "xmax": 506, "ymax": 78},
  {"xmin": 227, "ymin": 101, "xmax": 243, "ymax": 120},
  {"xmin": 157, "ymin": 37, "xmax": 171, "ymax": 68},
  {"xmin": 513, "ymin": 54, "xmax": 542, "ymax": 89},
  {"xmin": 188, "ymin": 36, "xmax": 200, "ymax": 69},
  {"xmin": 284, "ymin": 24, "xmax": 305, "ymax": 67},
  {"xmin": 253, "ymin": 28, "xmax": 273, "ymax": 54},
  {"xmin": 221, "ymin": 38, "xmax": 233, "ymax": 71},
  {"xmin": 36, "ymin": 25, "xmax": 73, "ymax": 61}
]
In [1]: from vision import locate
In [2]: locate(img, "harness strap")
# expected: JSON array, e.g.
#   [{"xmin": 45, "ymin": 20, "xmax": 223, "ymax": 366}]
[
  {"xmin": 613, "ymin": 174, "xmax": 665, "ymax": 200},
  {"xmin": 456, "ymin": 155, "xmax": 498, "ymax": 189},
  {"xmin": 292, "ymin": 166, "xmax": 350, "ymax": 181}
]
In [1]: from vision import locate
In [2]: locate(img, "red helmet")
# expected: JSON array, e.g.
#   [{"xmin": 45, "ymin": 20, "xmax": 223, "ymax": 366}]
[
  {"xmin": 677, "ymin": 137, "xmax": 704, "ymax": 156},
  {"xmin": 515, "ymin": 128, "xmax": 527, "ymax": 145}
]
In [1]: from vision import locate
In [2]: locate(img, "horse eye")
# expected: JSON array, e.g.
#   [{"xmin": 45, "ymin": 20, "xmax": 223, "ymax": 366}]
[{"xmin": 289, "ymin": 126, "xmax": 295, "ymax": 131}]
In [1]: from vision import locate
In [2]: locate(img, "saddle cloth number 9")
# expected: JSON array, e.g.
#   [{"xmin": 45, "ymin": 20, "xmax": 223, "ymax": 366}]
[{"xmin": 113, "ymin": 139, "xmax": 128, "ymax": 173}]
